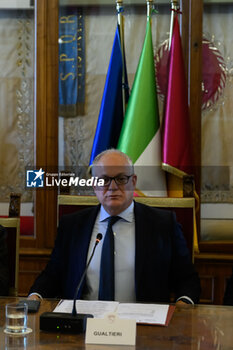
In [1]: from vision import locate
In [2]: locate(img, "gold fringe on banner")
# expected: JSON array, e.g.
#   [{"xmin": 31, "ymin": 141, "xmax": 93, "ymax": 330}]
[{"xmin": 59, "ymin": 103, "xmax": 85, "ymax": 118}]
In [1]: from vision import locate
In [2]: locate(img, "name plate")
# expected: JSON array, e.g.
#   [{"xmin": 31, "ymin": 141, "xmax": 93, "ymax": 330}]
[{"xmin": 85, "ymin": 313, "xmax": 136, "ymax": 346}]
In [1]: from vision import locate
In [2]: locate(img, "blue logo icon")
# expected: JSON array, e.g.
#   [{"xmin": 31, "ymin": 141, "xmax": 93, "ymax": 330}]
[{"xmin": 26, "ymin": 168, "xmax": 45, "ymax": 188}]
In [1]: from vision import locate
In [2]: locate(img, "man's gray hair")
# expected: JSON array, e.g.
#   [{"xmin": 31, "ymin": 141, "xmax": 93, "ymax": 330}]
[{"xmin": 91, "ymin": 148, "xmax": 134, "ymax": 174}]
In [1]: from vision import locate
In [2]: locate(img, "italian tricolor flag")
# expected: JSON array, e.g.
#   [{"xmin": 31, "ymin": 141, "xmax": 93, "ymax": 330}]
[{"xmin": 117, "ymin": 19, "xmax": 167, "ymax": 196}]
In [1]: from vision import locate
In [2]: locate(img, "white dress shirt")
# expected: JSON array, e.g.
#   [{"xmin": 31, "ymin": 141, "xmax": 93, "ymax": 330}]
[{"xmin": 84, "ymin": 202, "xmax": 136, "ymax": 302}]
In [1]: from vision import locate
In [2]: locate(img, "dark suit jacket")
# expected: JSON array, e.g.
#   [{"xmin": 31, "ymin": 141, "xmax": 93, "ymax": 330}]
[{"xmin": 29, "ymin": 202, "xmax": 200, "ymax": 303}]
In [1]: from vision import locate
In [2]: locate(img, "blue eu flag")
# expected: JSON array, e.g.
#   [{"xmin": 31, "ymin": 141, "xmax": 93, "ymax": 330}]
[{"xmin": 89, "ymin": 25, "xmax": 129, "ymax": 164}]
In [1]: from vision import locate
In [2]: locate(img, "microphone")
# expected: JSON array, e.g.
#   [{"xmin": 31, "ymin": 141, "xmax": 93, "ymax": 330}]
[
  {"xmin": 72, "ymin": 233, "xmax": 102, "ymax": 315},
  {"xmin": 40, "ymin": 233, "xmax": 103, "ymax": 333}
]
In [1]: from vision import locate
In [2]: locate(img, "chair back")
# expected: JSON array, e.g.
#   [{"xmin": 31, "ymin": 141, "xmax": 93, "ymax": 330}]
[
  {"xmin": 0, "ymin": 218, "xmax": 20, "ymax": 296},
  {"xmin": 58, "ymin": 195, "xmax": 195, "ymax": 260}
]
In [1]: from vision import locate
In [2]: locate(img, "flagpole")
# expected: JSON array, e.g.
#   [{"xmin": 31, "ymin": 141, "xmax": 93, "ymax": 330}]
[
  {"xmin": 169, "ymin": 0, "xmax": 179, "ymax": 50},
  {"xmin": 116, "ymin": 0, "xmax": 126, "ymax": 116}
]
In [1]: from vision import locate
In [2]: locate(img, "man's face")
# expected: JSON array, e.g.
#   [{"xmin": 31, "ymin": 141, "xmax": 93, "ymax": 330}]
[{"xmin": 93, "ymin": 153, "xmax": 137, "ymax": 216}]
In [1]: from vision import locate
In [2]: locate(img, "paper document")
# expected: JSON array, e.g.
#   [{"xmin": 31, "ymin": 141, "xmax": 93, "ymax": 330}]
[
  {"xmin": 116, "ymin": 303, "xmax": 169, "ymax": 325},
  {"xmin": 54, "ymin": 300, "xmax": 118, "ymax": 318},
  {"xmin": 53, "ymin": 300, "xmax": 173, "ymax": 325}
]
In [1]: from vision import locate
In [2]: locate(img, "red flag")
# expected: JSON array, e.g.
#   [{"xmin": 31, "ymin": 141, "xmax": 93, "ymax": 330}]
[
  {"xmin": 162, "ymin": 16, "xmax": 199, "ymax": 254},
  {"xmin": 162, "ymin": 15, "xmax": 192, "ymax": 176}
]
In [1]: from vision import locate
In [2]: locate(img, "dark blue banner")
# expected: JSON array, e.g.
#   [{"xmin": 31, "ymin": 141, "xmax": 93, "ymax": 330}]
[{"xmin": 59, "ymin": 7, "xmax": 85, "ymax": 117}]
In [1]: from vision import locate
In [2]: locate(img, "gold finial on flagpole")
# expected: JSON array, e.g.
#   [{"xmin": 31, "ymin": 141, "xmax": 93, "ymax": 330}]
[
  {"xmin": 116, "ymin": 0, "xmax": 123, "ymax": 26},
  {"xmin": 169, "ymin": 0, "xmax": 179, "ymax": 49},
  {"xmin": 146, "ymin": 0, "xmax": 153, "ymax": 19},
  {"xmin": 116, "ymin": 0, "xmax": 126, "ymax": 115}
]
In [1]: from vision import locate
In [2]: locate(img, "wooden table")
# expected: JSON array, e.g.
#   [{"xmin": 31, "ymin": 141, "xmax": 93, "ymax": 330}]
[{"xmin": 1, "ymin": 298, "xmax": 233, "ymax": 349}]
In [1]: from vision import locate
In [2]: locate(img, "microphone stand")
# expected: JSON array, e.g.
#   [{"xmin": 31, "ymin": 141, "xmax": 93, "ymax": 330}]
[
  {"xmin": 72, "ymin": 233, "xmax": 103, "ymax": 315},
  {"xmin": 40, "ymin": 233, "xmax": 103, "ymax": 333}
]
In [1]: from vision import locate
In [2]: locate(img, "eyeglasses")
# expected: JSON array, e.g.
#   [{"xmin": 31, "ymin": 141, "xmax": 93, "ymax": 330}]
[{"xmin": 100, "ymin": 175, "xmax": 134, "ymax": 187}]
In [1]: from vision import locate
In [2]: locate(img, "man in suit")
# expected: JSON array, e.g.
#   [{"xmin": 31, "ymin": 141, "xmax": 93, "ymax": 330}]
[
  {"xmin": 0, "ymin": 225, "xmax": 9, "ymax": 296},
  {"xmin": 29, "ymin": 149, "xmax": 200, "ymax": 304}
]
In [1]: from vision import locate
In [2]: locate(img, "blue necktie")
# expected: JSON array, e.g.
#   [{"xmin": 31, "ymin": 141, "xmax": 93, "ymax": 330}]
[{"xmin": 98, "ymin": 216, "xmax": 120, "ymax": 301}]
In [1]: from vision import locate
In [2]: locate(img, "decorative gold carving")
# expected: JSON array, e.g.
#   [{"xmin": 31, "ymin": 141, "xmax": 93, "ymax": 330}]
[
  {"xmin": 9, "ymin": 193, "xmax": 21, "ymax": 217},
  {"xmin": 16, "ymin": 13, "xmax": 34, "ymax": 202},
  {"xmin": 58, "ymin": 194, "xmax": 195, "ymax": 209}
]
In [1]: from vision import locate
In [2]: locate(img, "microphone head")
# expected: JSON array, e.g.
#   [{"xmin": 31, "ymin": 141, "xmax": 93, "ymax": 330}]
[{"xmin": 96, "ymin": 233, "xmax": 103, "ymax": 243}]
